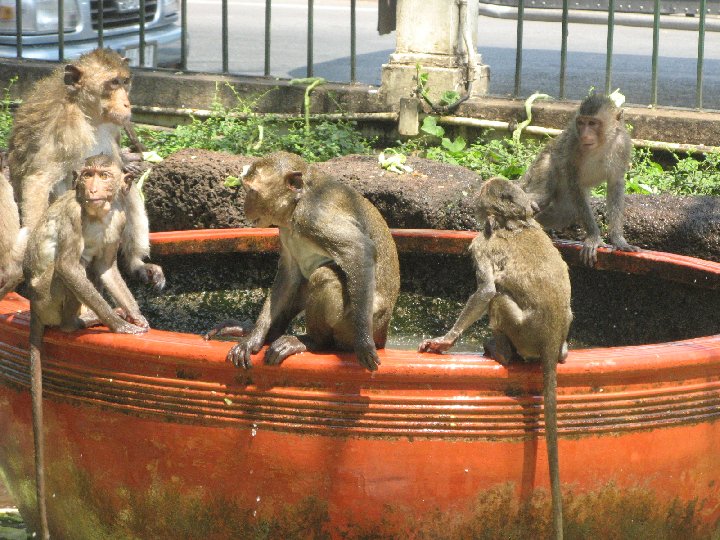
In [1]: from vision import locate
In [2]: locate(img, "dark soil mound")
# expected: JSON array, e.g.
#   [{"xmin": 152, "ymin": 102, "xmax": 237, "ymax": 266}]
[
  {"xmin": 144, "ymin": 149, "xmax": 254, "ymax": 231},
  {"xmin": 144, "ymin": 149, "xmax": 720, "ymax": 261},
  {"xmin": 321, "ymin": 154, "xmax": 483, "ymax": 230}
]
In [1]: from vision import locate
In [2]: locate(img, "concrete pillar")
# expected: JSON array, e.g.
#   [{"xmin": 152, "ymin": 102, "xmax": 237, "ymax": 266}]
[{"xmin": 380, "ymin": 0, "xmax": 490, "ymax": 109}]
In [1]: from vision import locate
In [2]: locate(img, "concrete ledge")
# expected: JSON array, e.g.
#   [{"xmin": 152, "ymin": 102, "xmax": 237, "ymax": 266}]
[{"xmin": 0, "ymin": 59, "xmax": 718, "ymax": 146}]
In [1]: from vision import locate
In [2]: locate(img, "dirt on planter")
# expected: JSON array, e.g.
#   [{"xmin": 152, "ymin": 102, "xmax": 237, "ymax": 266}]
[{"xmin": 144, "ymin": 149, "xmax": 720, "ymax": 262}]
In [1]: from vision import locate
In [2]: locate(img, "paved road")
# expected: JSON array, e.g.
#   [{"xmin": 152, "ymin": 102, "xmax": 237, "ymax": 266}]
[{"xmin": 186, "ymin": 0, "xmax": 720, "ymax": 109}]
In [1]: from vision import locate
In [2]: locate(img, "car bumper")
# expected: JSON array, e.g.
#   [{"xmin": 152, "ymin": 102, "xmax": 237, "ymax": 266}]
[{"xmin": 0, "ymin": 23, "xmax": 183, "ymax": 68}]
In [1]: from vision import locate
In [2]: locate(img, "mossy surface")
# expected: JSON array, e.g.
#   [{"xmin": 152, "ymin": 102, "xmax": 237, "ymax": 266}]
[{"xmin": 131, "ymin": 252, "xmax": 720, "ymax": 350}]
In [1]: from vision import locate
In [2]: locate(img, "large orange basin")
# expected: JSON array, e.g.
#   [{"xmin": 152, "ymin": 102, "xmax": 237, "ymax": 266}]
[{"xmin": 1, "ymin": 229, "xmax": 720, "ymax": 538}]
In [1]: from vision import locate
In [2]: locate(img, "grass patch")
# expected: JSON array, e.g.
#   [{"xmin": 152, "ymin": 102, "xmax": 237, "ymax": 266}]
[{"xmin": 0, "ymin": 80, "xmax": 717, "ymax": 196}]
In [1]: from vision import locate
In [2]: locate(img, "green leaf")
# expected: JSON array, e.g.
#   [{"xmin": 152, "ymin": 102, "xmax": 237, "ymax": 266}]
[
  {"xmin": 441, "ymin": 136, "xmax": 466, "ymax": 154},
  {"xmin": 224, "ymin": 175, "xmax": 242, "ymax": 187},
  {"xmin": 440, "ymin": 90, "xmax": 461, "ymax": 106},
  {"xmin": 500, "ymin": 164, "xmax": 526, "ymax": 178},
  {"xmin": 420, "ymin": 116, "xmax": 444, "ymax": 138}
]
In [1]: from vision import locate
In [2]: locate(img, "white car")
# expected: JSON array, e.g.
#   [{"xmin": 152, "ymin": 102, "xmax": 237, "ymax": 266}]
[{"xmin": 0, "ymin": 0, "xmax": 183, "ymax": 68}]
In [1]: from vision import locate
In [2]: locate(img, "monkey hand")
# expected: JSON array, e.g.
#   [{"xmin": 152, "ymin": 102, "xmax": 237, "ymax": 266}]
[
  {"xmin": 418, "ymin": 336, "xmax": 455, "ymax": 354},
  {"xmin": 137, "ymin": 263, "xmax": 166, "ymax": 292},
  {"xmin": 264, "ymin": 335, "xmax": 307, "ymax": 365},
  {"xmin": 203, "ymin": 319, "xmax": 253, "ymax": 340},
  {"xmin": 226, "ymin": 335, "xmax": 264, "ymax": 369},
  {"xmin": 609, "ymin": 235, "xmax": 642, "ymax": 254},
  {"xmin": 111, "ymin": 319, "xmax": 149, "ymax": 335},
  {"xmin": 123, "ymin": 310, "xmax": 150, "ymax": 329},
  {"xmin": 580, "ymin": 235, "xmax": 608, "ymax": 267},
  {"xmin": 355, "ymin": 338, "xmax": 381, "ymax": 372},
  {"xmin": 121, "ymin": 156, "xmax": 148, "ymax": 176}
]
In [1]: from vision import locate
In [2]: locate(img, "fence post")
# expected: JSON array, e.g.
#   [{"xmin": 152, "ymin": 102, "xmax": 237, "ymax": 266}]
[{"xmin": 379, "ymin": 0, "xmax": 489, "ymax": 109}]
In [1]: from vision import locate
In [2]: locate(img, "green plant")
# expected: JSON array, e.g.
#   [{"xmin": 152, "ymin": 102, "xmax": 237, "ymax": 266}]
[
  {"xmin": 414, "ymin": 64, "xmax": 467, "ymax": 113},
  {"xmin": 512, "ymin": 92, "xmax": 551, "ymax": 142},
  {"xmin": 420, "ymin": 116, "xmax": 467, "ymax": 164},
  {"xmin": 136, "ymin": 83, "xmax": 373, "ymax": 162},
  {"xmin": 289, "ymin": 77, "xmax": 326, "ymax": 136},
  {"xmin": 0, "ymin": 76, "xmax": 17, "ymax": 147}
]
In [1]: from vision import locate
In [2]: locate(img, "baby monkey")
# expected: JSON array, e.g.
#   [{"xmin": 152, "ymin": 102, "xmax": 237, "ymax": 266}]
[
  {"xmin": 15, "ymin": 155, "xmax": 148, "ymax": 539},
  {"xmin": 419, "ymin": 177, "xmax": 572, "ymax": 540}
]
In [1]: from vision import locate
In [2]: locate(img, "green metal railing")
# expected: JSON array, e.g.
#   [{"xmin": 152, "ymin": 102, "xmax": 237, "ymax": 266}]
[
  {"xmin": 9, "ymin": 0, "xmax": 713, "ymax": 109},
  {"xmin": 510, "ymin": 0, "xmax": 711, "ymax": 107}
]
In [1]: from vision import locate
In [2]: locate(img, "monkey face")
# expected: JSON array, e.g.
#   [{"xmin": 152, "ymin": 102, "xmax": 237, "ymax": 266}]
[
  {"xmin": 242, "ymin": 163, "xmax": 301, "ymax": 228},
  {"xmin": 100, "ymin": 75, "xmax": 132, "ymax": 124},
  {"xmin": 575, "ymin": 116, "xmax": 603, "ymax": 151},
  {"xmin": 77, "ymin": 166, "xmax": 123, "ymax": 219}
]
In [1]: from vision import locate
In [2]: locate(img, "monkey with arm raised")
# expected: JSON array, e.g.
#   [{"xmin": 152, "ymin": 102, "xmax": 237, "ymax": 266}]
[
  {"xmin": 3, "ymin": 48, "xmax": 163, "ymax": 292},
  {"xmin": 14, "ymin": 155, "xmax": 148, "ymax": 540},
  {"xmin": 419, "ymin": 177, "xmax": 572, "ymax": 540},
  {"xmin": 522, "ymin": 94, "xmax": 641, "ymax": 266},
  {"xmin": 205, "ymin": 151, "xmax": 400, "ymax": 372}
]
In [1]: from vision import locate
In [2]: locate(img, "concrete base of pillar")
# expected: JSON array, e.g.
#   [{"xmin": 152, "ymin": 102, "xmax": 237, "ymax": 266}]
[{"xmin": 380, "ymin": 53, "xmax": 490, "ymax": 110}]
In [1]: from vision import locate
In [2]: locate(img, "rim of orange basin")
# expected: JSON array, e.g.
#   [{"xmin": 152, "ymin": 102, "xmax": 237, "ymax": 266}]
[{"xmin": 0, "ymin": 227, "xmax": 719, "ymax": 389}]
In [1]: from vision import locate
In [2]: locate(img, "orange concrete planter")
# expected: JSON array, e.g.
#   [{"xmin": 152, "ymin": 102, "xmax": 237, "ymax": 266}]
[{"xmin": 1, "ymin": 228, "xmax": 720, "ymax": 538}]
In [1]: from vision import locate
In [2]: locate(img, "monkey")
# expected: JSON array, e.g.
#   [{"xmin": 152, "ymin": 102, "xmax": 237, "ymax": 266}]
[
  {"xmin": 204, "ymin": 151, "xmax": 400, "ymax": 372},
  {"xmin": 10, "ymin": 155, "xmax": 149, "ymax": 540},
  {"xmin": 418, "ymin": 177, "xmax": 571, "ymax": 540},
  {"xmin": 2, "ymin": 47, "xmax": 164, "ymax": 296},
  {"xmin": 521, "ymin": 94, "xmax": 641, "ymax": 266},
  {"xmin": 0, "ymin": 165, "xmax": 22, "ymax": 290}
]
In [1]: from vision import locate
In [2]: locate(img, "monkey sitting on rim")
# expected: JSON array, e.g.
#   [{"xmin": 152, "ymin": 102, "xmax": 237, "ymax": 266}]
[
  {"xmin": 521, "ymin": 93, "xmax": 641, "ymax": 266},
  {"xmin": 419, "ymin": 176, "xmax": 572, "ymax": 540},
  {"xmin": 11, "ymin": 154, "xmax": 150, "ymax": 540},
  {"xmin": 1, "ymin": 47, "xmax": 164, "ymax": 296}
]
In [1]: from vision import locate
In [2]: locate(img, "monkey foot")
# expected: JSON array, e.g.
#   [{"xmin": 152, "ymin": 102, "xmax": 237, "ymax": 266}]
[
  {"xmin": 204, "ymin": 319, "xmax": 255, "ymax": 341},
  {"xmin": 484, "ymin": 338, "xmax": 523, "ymax": 367},
  {"xmin": 264, "ymin": 335, "xmax": 307, "ymax": 365}
]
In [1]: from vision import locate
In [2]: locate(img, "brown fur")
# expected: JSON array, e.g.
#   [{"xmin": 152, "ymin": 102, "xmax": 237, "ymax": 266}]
[
  {"xmin": 2, "ymin": 48, "xmax": 163, "ymax": 295},
  {"xmin": 17, "ymin": 155, "xmax": 149, "ymax": 540},
  {"xmin": 205, "ymin": 151, "xmax": 400, "ymax": 371},
  {"xmin": 0, "ymin": 171, "xmax": 21, "ymax": 289},
  {"xmin": 419, "ymin": 177, "xmax": 572, "ymax": 540},
  {"xmin": 521, "ymin": 94, "xmax": 640, "ymax": 266}
]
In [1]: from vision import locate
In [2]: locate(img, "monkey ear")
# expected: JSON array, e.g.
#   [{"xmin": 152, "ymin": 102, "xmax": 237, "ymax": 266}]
[
  {"xmin": 485, "ymin": 214, "xmax": 499, "ymax": 234},
  {"xmin": 285, "ymin": 171, "xmax": 304, "ymax": 192},
  {"xmin": 121, "ymin": 57, "xmax": 130, "ymax": 65},
  {"xmin": 64, "ymin": 65, "xmax": 83, "ymax": 87},
  {"xmin": 122, "ymin": 172, "xmax": 134, "ymax": 192},
  {"xmin": 616, "ymin": 109, "xmax": 624, "ymax": 122},
  {"xmin": 71, "ymin": 170, "xmax": 79, "ymax": 190}
]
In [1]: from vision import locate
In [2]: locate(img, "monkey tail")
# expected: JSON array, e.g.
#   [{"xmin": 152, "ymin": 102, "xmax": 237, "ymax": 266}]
[
  {"xmin": 29, "ymin": 310, "xmax": 50, "ymax": 540},
  {"xmin": 542, "ymin": 344, "xmax": 564, "ymax": 540}
]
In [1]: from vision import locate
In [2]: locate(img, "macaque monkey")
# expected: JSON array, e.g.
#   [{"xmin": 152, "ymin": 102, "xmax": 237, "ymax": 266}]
[
  {"xmin": 0, "ymin": 168, "xmax": 22, "ymax": 290},
  {"xmin": 419, "ymin": 177, "xmax": 572, "ymax": 540},
  {"xmin": 205, "ymin": 151, "xmax": 400, "ymax": 372},
  {"xmin": 522, "ymin": 94, "xmax": 641, "ymax": 266},
  {"xmin": 11, "ymin": 155, "xmax": 149, "ymax": 540},
  {"xmin": 2, "ymin": 47, "xmax": 164, "ymax": 294}
]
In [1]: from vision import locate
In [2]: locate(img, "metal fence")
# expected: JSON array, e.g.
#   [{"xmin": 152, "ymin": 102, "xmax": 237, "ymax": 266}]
[
  {"xmin": 3, "ymin": 0, "xmax": 718, "ymax": 110},
  {"xmin": 499, "ymin": 0, "xmax": 713, "ymax": 107}
]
